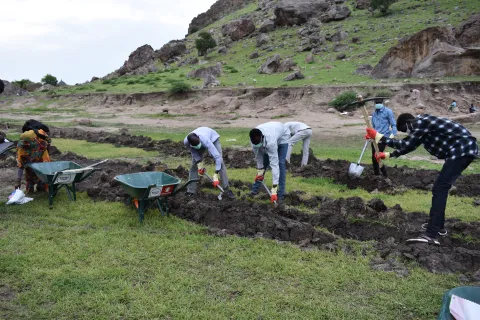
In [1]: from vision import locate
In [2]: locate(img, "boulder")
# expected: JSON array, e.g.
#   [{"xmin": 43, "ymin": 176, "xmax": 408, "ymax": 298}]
[
  {"xmin": 187, "ymin": 62, "xmax": 223, "ymax": 79},
  {"xmin": 116, "ymin": 44, "xmax": 156, "ymax": 76},
  {"xmin": 221, "ymin": 19, "xmax": 255, "ymax": 41},
  {"xmin": 178, "ymin": 57, "xmax": 198, "ymax": 67},
  {"xmin": 273, "ymin": 0, "xmax": 330, "ymax": 26},
  {"xmin": 326, "ymin": 108, "xmax": 336, "ymax": 113},
  {"xmin": 331, "ymin": 30, "xmax": 349, "ymax": 42},
  {"xmin": 305, "ymin": 54, "xmax": 315, "ymax": 63},
  {"xmin": 336, "ymin": 53, "xmax": 346, "ymax": 60},
  {"xmin": 256, "ymin": 34, "xmax": 270, "ymax": 47},
  {"xmin": 455, "ymin": 13, "xmax": 480, "ymax": 47},
  {"xmin": 156, "ymin": 40, "xmax": 187, "ymax": 63},
  {"xmin": 371, "ymin": 26, "xmax": 480, "ymax": 78},
  {"xmin": 249, "ymin": 51, "xmax": 259, "ymax": 59},
  {"xmin": 36, "ymin": 84, "xmax": 55, "ymax": 91},
  {"xmin": 354, "ymin": 64, "xmax": 373, "ymax": 75},
  {"xmin": 258, "ymin": 54, "xmax": 282, "ymax": 74},
  {"xmin": 1, "ymin": 80, "xmax": 29, "ymax": 96},
  {"xmin": 78, "ymin": 119, "xmax": 93, "ymax": 126},
  {"xmin": 203, "ymin": 74, "xmax": 221, "ymax": 88},
  {"xmin": 334, "ymin": 44, "xmax": 349, "ymax": 52},
  {"xmin": 283, "ymin": 71, "xmax": 304, "ymax": 81},
  {"xmin": 320, "ymin": 5, "xmax": 351, "ymax": 23},
  {"xmin": 259, "ymin": 20, "xmax": 275, "ymax": 33},
  {"xmin": 356, "ymin": 0, "xmax": 370, "ymax": 9},
  {"xmin": 26, "ymin": 82, "xmax": 43, "ymax": 92},
  {"xmin": 218, "ymin": 46, "xmax": 228, "ymax": 55},
  {"xmin": 277, "ymin": 58, "xmax": 297, "ymax": 72},
  {"xmin": 91, "ymin": 77, "xmax": 100, "ymax": 82}
]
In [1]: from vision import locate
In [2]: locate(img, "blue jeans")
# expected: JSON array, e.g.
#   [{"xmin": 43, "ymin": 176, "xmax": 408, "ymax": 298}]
[
  {"xmin": 426, "ymin": 156, "xmax": 474, "ymax": 238},
  {"xmin": 251, "ymin": 143, "xmax": 288, "ymax": 199}
]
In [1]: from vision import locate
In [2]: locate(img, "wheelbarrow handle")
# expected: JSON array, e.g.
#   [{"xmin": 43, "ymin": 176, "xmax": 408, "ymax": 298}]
[{"xmin": 172, "ymin": 179, "xmax": 200, "ymax": 196}]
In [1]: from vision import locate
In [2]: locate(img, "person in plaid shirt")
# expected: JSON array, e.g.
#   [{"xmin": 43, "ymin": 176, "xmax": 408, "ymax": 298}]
[{"xmin": 366, "ymin": 113, "xmax": 478, "ymax": 245}]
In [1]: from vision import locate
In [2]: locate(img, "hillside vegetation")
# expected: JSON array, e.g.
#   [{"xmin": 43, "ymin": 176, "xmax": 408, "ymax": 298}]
[{"xmin": 50, "ymin": 0, "xmax": 479, "ymax": 95}]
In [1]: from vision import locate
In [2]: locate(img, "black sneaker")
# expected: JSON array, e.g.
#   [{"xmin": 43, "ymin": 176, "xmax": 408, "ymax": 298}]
[
  {"xmin": 421, "ymin": 223, "xmax": 447, "ymax": 236},
  {"xmin": 224, "ymin": 189, "xmax": 235, "ymax": 199},
  {"xmin": 406, "ymin": 234, "xmax": 440, "ymax": 245}
]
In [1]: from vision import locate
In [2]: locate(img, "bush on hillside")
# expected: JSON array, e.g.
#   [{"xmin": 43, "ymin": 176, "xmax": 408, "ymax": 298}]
[
  {"xmin": 12, "ymin": 79, "xmax": 33, "ymax": 89},
  {"xmin": 328, "ymin": 91, "xmax": 359, "ymax": 112},
  {"xmin": 169, "ymin": 81, "xmax": 191, "ymax": 94},
  {"xmin": 195, "ymin": 32, "xmax": 217, "ymax": 57},
  {"xmin": 371, "ymin": 0, "xmax": 397, "ymax": 15},
  {"xmin": 41, "ymin": 74, "xmax": 58, "ymax": 86},
  {"xmin": 374, "ymin": 89, "xmax": 393, "ymax": 98}
]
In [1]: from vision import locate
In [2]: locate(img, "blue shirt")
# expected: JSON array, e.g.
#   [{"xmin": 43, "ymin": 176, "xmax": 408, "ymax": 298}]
[{"xmin": 372, "ymin": 105, "xmax": 397, "ymax": 136}]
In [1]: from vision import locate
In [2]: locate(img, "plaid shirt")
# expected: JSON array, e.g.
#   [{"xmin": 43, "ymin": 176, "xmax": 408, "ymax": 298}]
[{"xmin": 383, "ymin": 114, "xmax": 478, "ymax": 160}]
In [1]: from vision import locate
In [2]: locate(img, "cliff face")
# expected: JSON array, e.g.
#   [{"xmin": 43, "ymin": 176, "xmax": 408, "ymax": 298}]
[{"xmin": 188, "ymin": 0, "xmax": 254, "ymax": 34}]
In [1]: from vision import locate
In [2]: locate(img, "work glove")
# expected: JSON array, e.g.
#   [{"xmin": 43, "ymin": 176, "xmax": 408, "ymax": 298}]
[
  {"xmin": 14, "ymin": 179, "xmax": 21, "ymax": 190},
  {"xmin": 365, "ymin": 128, "xmax": 383, "ymax": 144},
  {"xmin": 375, "ymin": 152, "xmax": 390, "ymax": 162},
  {"xmin": 255, "ymin": 169, "xmax": 264, "ymax": 182},
  {"xmin": 212, "ymin": 173, "xmax": 220, "ymax": 187},
  {"xmin": 388, "ymin": 134, "xmax": 395, "ymax": 139},
  {"xmin": 270, "ymin": 185, "xmax": 278, "ymax": 203},
  {"xmin": 198, "ymin": 167, "xmax": 206, "ymax": 175}
]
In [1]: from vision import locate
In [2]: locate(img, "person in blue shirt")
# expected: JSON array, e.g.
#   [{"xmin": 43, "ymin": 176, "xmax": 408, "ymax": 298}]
[
  {"xmin": 371, "ymin": 98, "xmax": 397, "ymax": 177},
  {"xmin": 449, "ymin": 100, "xmax": 457, "ymax": 112}
]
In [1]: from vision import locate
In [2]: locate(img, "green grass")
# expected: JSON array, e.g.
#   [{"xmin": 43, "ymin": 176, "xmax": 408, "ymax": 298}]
[
  {"xmin": 52, "ymin": 139, "xmax": 159, "ymax": 159},
  {"xmin": 0, "ymin": 193, "xmax": 463, "ymax": 319},
  {"xmin": 42, "ymin": 0, "xmax": 480, "ymax": 96}
]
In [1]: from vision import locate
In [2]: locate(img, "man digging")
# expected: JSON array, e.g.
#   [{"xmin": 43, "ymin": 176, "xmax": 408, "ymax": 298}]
[
  {"xmin": 184, "ymin": 127, "xmax": 235, "ymax": 199},
  {"xmin": 284, "ymin": 121, "xmax": 312, "ymax": 167},
  {"xmin": 249, "ymin": 122, "xmax": 290, "ymax": 210},
  {"xmin": 365, "ymin": 113, "xmax": 478, "ymax": 245},
  {"xmin": 371, "ymin": 98, "xmax": 397, "ymax": 177}
]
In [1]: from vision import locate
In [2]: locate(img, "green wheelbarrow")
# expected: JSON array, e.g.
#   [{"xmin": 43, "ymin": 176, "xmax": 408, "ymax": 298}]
[
  {"xmin": 27, "ymin": 160, "xmax": 107, "ymax": 208},
  {"xmin": 437, "ymin": 286, "xmax": 480, "ymax": 320},
  {"xmin": 114, "ymin": 171, "xmax": 198, "ymax": 222}
]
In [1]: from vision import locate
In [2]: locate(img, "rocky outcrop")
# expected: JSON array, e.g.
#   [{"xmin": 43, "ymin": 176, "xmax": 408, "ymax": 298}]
[
  {"xmin": 259, "ymin": 20, "xmax": 275, "ymax": 33},
  {"xmin": 257, "ymin": 54, "xmax": 297, "ymax": 74},
  {"xmin": 273, "ymin": 0, "xmax": 349, "ymax": 26},
  {"xmin": 283, "ymin": 71, "xmax": 304, "ymax": 81},
  {"xmin": 188, "ymin": 0, "xmax": 254, "ymax": 34},
  {"xmin": 187, "ymin": 62, "xmax": 223, "ymax": 79},
  {"xmin": 116, "ymin": 44, "xmax": 156, "ymax": 76},
  {"xmin": 256, "ymin": 33, "xmax": 270, "ymax": 47},
  {"xmin": 221, "ymin": 19, "xmax": 255, "ymax": 41},
  {"xmin": 156, "ymin": 40, "xmax": 187, "ymax": 63},
  {"xmin": 371, "ymin": 25, "xmax": 480, "ymax": 79},
  {"xmin": 26, "ymin": 82, "xmax": 42, "ymax": 92},
  {"xmin": 455, "ymin": 13, "xmax": 480, "ymax": 47},
  {"xmin": 0, "ymin": 80, "xmax": 28, "ymax": 96}
]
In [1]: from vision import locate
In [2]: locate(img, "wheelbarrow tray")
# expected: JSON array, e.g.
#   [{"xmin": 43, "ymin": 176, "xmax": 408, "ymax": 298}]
[
  {"xmin": 0, "ymin": 142, "xmax": 15, "ymax": 156},
  {"xmin": 28, "ymin": 161, "xmax": 90, "ymax": 185},
  {"xmin": 437, "ymin": 286, "xmax": 480, "ymax": 320},
  {"xmin": 114, "ymin": 172, "xmax": 181, "ymax": 200}
]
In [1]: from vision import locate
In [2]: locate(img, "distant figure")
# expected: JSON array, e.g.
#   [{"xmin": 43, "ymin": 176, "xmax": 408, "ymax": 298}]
[
  {"xmin": 469, "ymin": 103, "xmax": 477, "ymax": 114},
  {"xmin": 448, "ymin": 100, "xmax": 457, "ymax": 112},
  {"xmin": 371, "ymin": 98, "xmax": 397, "ymax": 177},
  {"xmin": 410, "ymin": 89, "xmax": 420, "ymax": 101}
]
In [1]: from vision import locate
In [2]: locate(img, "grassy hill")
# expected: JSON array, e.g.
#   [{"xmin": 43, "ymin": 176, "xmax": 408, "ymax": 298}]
[{"xmin": 51, "ymin": 0, "xmax": 479, "ymax": 95}]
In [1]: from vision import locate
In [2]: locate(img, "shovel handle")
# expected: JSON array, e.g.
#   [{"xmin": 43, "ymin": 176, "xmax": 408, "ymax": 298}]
[{"xmin": 361, "ymin": 106, "xmax": 384, "ymax": 168}]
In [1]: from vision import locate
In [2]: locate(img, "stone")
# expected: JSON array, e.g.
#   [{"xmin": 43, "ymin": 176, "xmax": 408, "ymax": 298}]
[
  {"xmin": 334, "ymin": 44, "xmax": 349, "ymax": 52},
  {"xmin": 305, "ymin": 54, "xmax": 314, "ymax": 64},
  {"xmin": 326, "ymin": 108, "xmax": 336, "ymax": 113},
  {"xmin": 283, "ymin": 71, "xmax": 304, "ymax": 81},
  {"xmin": 249, "ymin": 51, "xmax": 259, "ymax": 59},
  {"xmin": 218, "ymin": 46, "xmax": 228, "ymax": 55},
  {"xmin": 473, "ymin": 199, "xmax": 480, "ymax": 207},
  {"xmin": 156, "ymin": 40, "xmax": 186, "ymax": 63},
  {"xmin": 91, "ymin": 77, "xmax": 99, "ymax": 82},
  {"xmin": 256, "ymin": 34, "xmax": 270, "ymax": 48},
  {"xmin": 273, "ymin": 0, "xmax": 330, "ymax": 26},
  {"xmin": 277, "ymin": 58, "xmax": 297, "ymax": 72},
  {"xmin": 308, "ymin": 18, "xmax": 322, "ymax": 28},
  {"xmin": 356, "ymin": 0, "xmax": 370, "ymax": 10},
  {"xmin": 1, "ymin": 80, "xmax": 29, "ymax": 96},
  {"xmin": 257, "ymin": 54, "xmax": 281, "ymax": 74},
  {"xmin": 259, "ymin": 19, "xmax": 275, "ymax": 33},
  {"xmin": 26, "ymin": 82, "xmax": 42, "ymax": 92},
  {"xmin": 354, "ymin": 64, "xmax": 373, "ymax": 76},
  {"xmin": 331, "ymin": 30, "xmax": 349, "ymax": 42},
  {"xmin": 351, "ymin": 37, "xmax": 361, "ymax": 44},
  {"xmin": 434, "ymin": 88, "xmax": 440, "ymax": 93},
  {"xmin": 474, "ymin": 269, "xmax": 480, "ymax": 281},
  {"xmin": 320, "ymin": 5, "xmax": 351, "ymax": 23},
  {"xmin": 187, "ymin": 62, "xmax": 223, "ymax": 79},
  {"xmin": 336, "ymin": 53, "xmax": 346, "ymax": 60},
  {"xmin": 117, "ymin": 44, "xmax": 156, "ymax": 76},
  {"xmin": 221, "ymin": 18, "xmax": 255, "ymax": 41},
  {"xmin": 36, "ymin": 84, "xmax": 55, "ymax": 92},
  {"xmin": 78, "ymin": 119, "xmax": 93, "ymax": 126},
  {"xmin": 203, "ymin": 74, "xmax": 221, "ymax": 88}
]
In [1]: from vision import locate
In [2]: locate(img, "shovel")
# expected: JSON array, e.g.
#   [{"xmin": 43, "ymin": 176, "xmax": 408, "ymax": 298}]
[
  {"xmin": 259, "ymin": 169, "xmax": 277, "ymax": 206},
  {"xmin": 200, "ymin": 168, "xmax": 224, "ymax": 201},
  {"xmin": 349, "ymin": 140, "xmax": 369, "ymax": 178}
]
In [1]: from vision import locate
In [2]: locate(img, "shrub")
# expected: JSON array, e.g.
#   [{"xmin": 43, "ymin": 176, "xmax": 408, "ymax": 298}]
[
  {"xmin": 102, "ymin": 79, "xmax": 112, "ymax": 85},
  {"xmin": 195, "ymin": 32, "xmax": 217, "ymax": 57},
  {"xmin": 374, "ymin": 89, "xmax": 393, "ymax": 98},
  {"xmin": 96, "ymin": 88, "xmax": 107, "ymax": 92},
  {"xmin": 229, "ymin": 68, "xmax": 239, "ymax": 73},
  {"xmin": 371, "ymin": 0, "xmax": 396, "ymax": 15},
  {"xmin": 169, "ymin": 81, "xmax": 191, "ymax": 94},
  {"xmin": 328, "ymin": 91, "xmax": 359, "ymax": 112},
  {"xmin": 41, "ymin": 74, "xmax": 58, "ymax": 86},
  {"xmin": 127, "ymin": 80, "xmax": 136, "ymax": 85},
  {"xmin": 12, "ymin": 79, "xmax": 33, "ymax": 89}
]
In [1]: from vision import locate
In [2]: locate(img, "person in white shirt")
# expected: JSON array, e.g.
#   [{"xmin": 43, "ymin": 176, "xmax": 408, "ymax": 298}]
[
  {"xmin": 184, "ymin": 127, "xmax": 234, "ymax": 198},
  {"xmin": 410, "ymin": 89, "xmax": 420, "ymax": 101},
  {"xmin": 284, "ymin": 121, "xmax": 312, "ymax": 166}
]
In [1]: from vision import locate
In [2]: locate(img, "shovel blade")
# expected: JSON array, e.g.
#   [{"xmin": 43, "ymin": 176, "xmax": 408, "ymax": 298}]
[{"xmin": 348, "ymin": 163, "xmax": 364, "ymax": 178}]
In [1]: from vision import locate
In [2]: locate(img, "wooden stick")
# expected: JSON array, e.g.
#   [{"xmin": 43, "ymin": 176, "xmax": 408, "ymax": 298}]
[{"xmin": 361, "ymin": 105, "xmax": 384, "ymax": 168}]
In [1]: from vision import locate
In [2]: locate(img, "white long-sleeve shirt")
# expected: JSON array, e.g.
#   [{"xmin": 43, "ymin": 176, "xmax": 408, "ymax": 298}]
[
  {"xmin": 252, "ymin": 122, "xmax": 290, "ymax": 185},
  {"xmin": 184, "ymin": 127, "xmax": 222, "ymax": 171},
  {"xmin": 284, "ymin": 122, "xmax": 311, "ymax": 135}
]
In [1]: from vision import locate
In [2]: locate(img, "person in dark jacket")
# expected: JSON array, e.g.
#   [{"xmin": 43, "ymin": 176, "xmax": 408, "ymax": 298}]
[{"xmin": 366, "ymin": 113, "xmax": 478, "ymax": 245}]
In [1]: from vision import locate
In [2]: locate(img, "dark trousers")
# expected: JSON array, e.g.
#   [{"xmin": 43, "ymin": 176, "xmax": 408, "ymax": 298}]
[
  {"xmin": 371, "ymin": 142, "xmax": 387, "ymax": 177},
  {"xmin": 426, "ymin": 156, "xmax": 474, "ymax": 238}
]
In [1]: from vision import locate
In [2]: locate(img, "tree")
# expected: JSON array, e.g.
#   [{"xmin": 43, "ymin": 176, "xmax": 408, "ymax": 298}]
[
  {"xmin": 41, "ymin": 74, "xmax": 58, "ymax": 86},
  {"xmin": 12, "ymin": 79, "xmax": 33, "ymax": 89},
  {"xmin": 371, "ymin": 0, "xmax": 396, "ymax": 15},
  {"xmin": 195, "ymin": 32, "xmax": 217, "ymax": 57}
]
